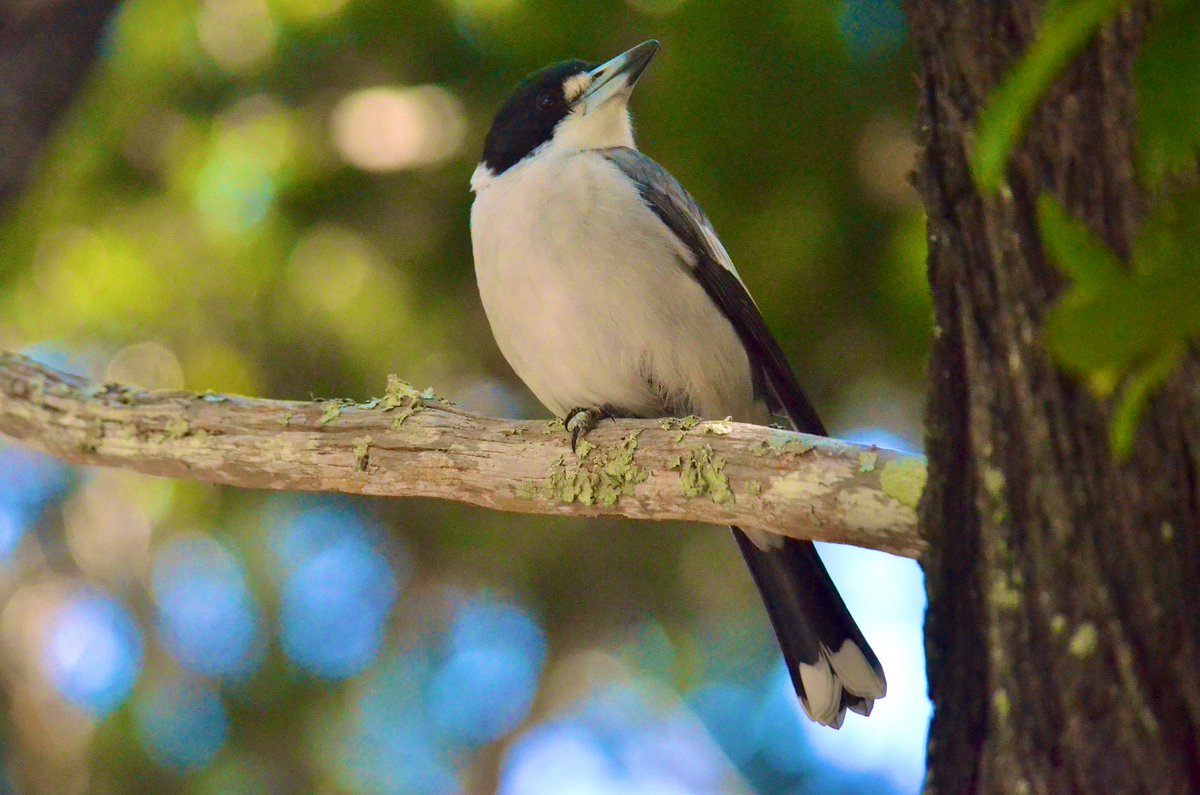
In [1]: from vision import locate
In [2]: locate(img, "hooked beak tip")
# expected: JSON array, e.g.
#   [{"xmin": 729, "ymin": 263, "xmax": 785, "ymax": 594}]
[{"xmin": 583, "ymin": 40, "xmax": 660, "ymax": 105}]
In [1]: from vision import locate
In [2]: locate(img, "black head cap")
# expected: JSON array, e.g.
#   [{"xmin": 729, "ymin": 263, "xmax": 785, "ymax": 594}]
[{"xmin": 481, "ymin": 59, "xmax": 589, "ymax": 176}]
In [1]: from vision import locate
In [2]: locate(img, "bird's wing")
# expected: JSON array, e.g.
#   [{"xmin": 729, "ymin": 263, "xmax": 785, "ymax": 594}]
[
  {"xmin": 600, "ymin": 148, "xmax": 886, "ymax": 728},
  {"xmin": 600, "ymin": 146, "xmax": 826, "ymax": 436}
]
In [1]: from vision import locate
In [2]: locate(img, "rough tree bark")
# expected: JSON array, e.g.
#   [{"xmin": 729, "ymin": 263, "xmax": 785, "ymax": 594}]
[
  {"xmin": 0, "ymin": 352, "xmax": 926, "ymax": 558},
  {"xmin": 906, "ymin": 1, "xmax": 1200, "ymax": 792}
]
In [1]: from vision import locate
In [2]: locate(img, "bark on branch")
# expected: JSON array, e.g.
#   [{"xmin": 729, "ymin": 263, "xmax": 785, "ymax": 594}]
[{"xmin": 0, "ymin": 352, "xmax": 924, "ymax": 558}]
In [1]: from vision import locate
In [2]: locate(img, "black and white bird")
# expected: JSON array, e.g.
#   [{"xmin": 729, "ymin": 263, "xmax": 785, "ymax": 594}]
[{"xmin": 470, "ymin": 41, "xmax": 886, "ymax": 728}]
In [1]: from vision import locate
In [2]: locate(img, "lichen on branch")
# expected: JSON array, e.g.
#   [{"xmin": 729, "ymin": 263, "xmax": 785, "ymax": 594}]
[{"xmin": 0, "ymin": 351, "xmax": 925, "ymax": 558}]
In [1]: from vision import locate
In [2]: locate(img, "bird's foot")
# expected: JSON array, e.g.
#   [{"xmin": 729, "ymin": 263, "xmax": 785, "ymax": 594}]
[{"xmin": 564, "ymin": 405, "xmax": 616, "ymax": 453}]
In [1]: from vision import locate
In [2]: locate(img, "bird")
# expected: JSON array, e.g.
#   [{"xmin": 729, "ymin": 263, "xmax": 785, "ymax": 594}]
[{"xmin": 469, "ymin": 40, "xmax": 886, "ymax": 728}]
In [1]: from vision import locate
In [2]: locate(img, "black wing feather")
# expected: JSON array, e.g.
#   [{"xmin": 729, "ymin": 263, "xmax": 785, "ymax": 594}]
[
  {"xmin": 599, "ymin": 147, "xmax": 826, "ymax": 436},
  {"xmin": 600, "ymin": 146, "xmax": 885, "ymax": 727}
]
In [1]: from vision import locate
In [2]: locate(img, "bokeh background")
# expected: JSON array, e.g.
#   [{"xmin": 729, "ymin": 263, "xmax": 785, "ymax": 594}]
[{"xmin": 0, "ymin": 0, "xmax": 930, "ymax": 792}]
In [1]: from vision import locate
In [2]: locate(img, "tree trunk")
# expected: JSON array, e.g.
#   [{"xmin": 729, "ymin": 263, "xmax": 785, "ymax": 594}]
[
  {"xmin": 0, "ymin": 0, "xmax": 122, "ymax": 211},
  {"xmin": 905, "ymin": 1, "xmax": 1200, "ymax": 792}
]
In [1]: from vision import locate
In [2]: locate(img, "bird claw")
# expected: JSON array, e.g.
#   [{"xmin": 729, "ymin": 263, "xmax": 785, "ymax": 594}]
[{"xmin": 564, "ymin": 405, "xmax": 615, "ymax": 453}]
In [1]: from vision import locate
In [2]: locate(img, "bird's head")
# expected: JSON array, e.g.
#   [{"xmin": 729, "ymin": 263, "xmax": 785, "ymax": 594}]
[{"xmin": 473, "ymin": 40, "xmax": 659, "ymax": 190}]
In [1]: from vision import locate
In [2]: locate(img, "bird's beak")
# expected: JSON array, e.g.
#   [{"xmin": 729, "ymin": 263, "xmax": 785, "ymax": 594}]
[{"xmin": 579, "ymin": 40, "xmax": 660, "ymax": 112}]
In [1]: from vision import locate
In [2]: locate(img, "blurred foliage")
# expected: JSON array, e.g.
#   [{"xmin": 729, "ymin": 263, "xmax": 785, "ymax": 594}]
[
  {"xmin": 973, "ymin": 0, "xmax": 1200, "ymax": 458},
  {"xmin": 1038, "ymin": 191, "xmax": 1197, "ymax": 456},
  {"xmin": 1136, "ymin": 0, "xmax": 1200, "ymax": 186},
  {"xmin": 971, "ymin": 0, "xmax": 1132, "ymax": 191},
  {"xmin": 0, "ymin": 0, "xmax": 932, "ymax": 793}
]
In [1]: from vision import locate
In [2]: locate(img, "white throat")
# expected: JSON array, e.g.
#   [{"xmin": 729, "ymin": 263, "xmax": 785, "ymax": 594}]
[
  {"xmin": 471, "ymin": 101, "xmax": 636, "ymax": 195},
  {"xmin": 548, "ymin": 101, "xmax": 635, "ymax": 155}
]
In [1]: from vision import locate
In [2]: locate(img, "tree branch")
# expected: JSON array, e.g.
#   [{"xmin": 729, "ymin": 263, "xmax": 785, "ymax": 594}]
[{"xmin": 0, "ymin": 352, "xmax": 925, "ymax": 558}]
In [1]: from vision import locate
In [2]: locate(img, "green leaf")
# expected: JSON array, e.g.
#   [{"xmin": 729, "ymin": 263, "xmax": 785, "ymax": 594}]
[
  {"xmin": 1044, "ymin": 284, "xmax": 1159, "ymax": 383},
  {"xmin": 1132, "ymin": 187, "xmax": 1200, "ymax": 279},
  {"xmin": 1037, "ymin": 193, "xmax": 1127, "ymax": 292},
  {"xmin": 1043, "ymin": 190, "xmax": 1200, "ymax": 378},
  {"xmin": 1041, "ymin": 189, "xmax": 1200, "ymax": 457},
  {"xmin": 973, "ymin": 0, "xmax": 1133, "ymax": 191},
  {"xmin": 1110, "ymin": 343, "xmax": 1183, "ymax": 459},
  {"xmin": 1135, "ymin": 0, "xmax": 1200, "ymax": 186}
]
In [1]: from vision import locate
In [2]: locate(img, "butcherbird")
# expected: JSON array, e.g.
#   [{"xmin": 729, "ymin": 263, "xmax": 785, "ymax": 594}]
[{"xmin": 470, "ymin": 41, "xmax": 886, "ymax": 728}]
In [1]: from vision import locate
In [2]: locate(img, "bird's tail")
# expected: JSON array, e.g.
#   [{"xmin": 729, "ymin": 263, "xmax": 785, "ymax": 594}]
[{"xmin": 732, "ymin": 527, "xmax": 886, "ymax": 729}]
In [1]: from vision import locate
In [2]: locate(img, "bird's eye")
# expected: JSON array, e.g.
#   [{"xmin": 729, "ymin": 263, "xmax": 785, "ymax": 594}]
[{"xmin": 536, "ymin": 92, "xmax": 557, "ymax": 112}]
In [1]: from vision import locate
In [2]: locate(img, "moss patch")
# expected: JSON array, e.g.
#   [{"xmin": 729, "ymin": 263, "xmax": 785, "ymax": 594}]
[
  {"xmin": 1068, "ymin": 622, "xmax": 1098, "ymax": 658},
  {"xmin": 318, "ymin": 401, "xmax": 345, "ymax": 426},
  {"xmin": 379, "ymin": 375, "xmax": 419, "ymax": 408},
  {"xmin": 982, "ymin": 464, "xmax": 1006, "ymax": 497},
  {"xmin": 528, "ymin": 431, "xmax": 649, "ymax": 507},
  {"xmin": 752, "ymin": 437, "xmax": 815, "ymax": 458},
  {"xmin": 680, "ymin": 446, "xmax": 734, "ymax": 504},
  {"xmin": 374, "ymin": 375, "xmax": 426, "ymax": 429},
  {"xmin": 660, "ymin": 415, "xmax": 702, "ymax": 432},
  {"xmin": 354, "ymin": 436, "xmax": 373, "ymax": 470},
  {"xmin": 990, "ymin": 572, "xmax": 1020, "ymax": 612},
  {"xmin": 390, "ymin": 401, "xmax": 423, "ymax": 429},
  {"xmin": 992, "ymin": 688, "xmax": 1011, "ymax": 722},
  {"xmin": 1050, "ymin": 614, "xmax": 1067, "ymax": 635},
  {"xmin": 880, "ymin": 457, "xmax": 927, "ymax": 509},
  {"xmin": 702, "ymin": 417, "xmax": 734, "ymax": 435}
]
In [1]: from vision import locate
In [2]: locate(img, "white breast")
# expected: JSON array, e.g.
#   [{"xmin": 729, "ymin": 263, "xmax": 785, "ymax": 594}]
[{"xmin": 470, "ymin": 151, "xmax": 758, "ymax": 421}]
